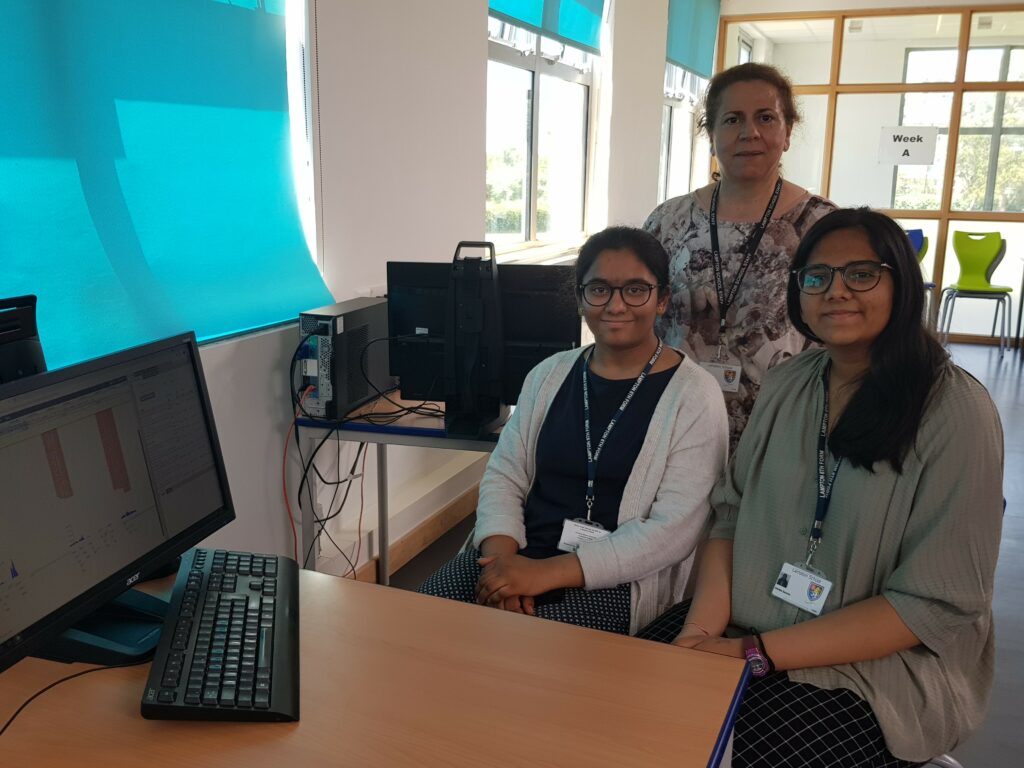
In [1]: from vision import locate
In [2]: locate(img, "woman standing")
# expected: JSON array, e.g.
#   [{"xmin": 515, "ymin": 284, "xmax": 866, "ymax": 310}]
[
  {"xmin": 642, "ymin": 209, "xmax": 1003, "ymax": 766},
  {"xmin": 645, "ymin": 63, "xmax": 835, "ymax": 449},
  {"xmin": 418, "ymin": 227, "xmax": 727, "ymax": 636}
]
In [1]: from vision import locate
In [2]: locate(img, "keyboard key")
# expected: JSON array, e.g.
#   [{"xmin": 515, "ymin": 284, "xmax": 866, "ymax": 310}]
[
  {"xmin": 157, "ymin": 689, "xmax": 176, "ymax": 703},
  {"xmin": 254, "ymin": 691, "xmax": 270, "ymax": 709}
]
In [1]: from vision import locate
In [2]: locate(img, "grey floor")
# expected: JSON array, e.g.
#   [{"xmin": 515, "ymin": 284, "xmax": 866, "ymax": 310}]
[{"xmin": 391, "ymin": 343, "xmax": 1023, "ymax": 767}]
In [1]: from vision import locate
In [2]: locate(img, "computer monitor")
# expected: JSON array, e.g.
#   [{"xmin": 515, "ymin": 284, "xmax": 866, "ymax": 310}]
[
  {"xmin": 387, "ymin": 250, "xmax": 580, "ymax": 437},
  {"xmin": 0, "ymin": 294, "xmax": 47, "ymax": 384},
  {"xmin": 0, "ymin": 332, "xmax": 235, "ymax": 673}
]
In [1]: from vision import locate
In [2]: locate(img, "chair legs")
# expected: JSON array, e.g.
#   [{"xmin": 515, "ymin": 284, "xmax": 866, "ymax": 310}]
[
  {"xmin": 936, "ymin": 289, "xmax": 1011, "ymax": 357},
  {"xmin": 938, "ymin": 288, "xmax": 955, "ymax": 346}
]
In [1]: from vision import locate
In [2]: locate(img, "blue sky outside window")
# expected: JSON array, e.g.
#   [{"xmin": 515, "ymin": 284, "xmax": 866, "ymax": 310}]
[
  {"xmin": 0, "ymin": 0, "xmax": 331, "ymax": 369},
  {"xmin": 490, "ymin": 0, "xmax": 605, "ymax": 53}
]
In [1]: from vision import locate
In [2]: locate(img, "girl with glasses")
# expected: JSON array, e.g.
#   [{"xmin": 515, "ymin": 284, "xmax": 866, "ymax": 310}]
[
  {"xmin": 644, "ymin": 63, "xmax": 836, "ymax": 453},
  {"xmin": 418, "ymin": 227, "xmax": 728, "ymax": 635},
  {"xmin": 639, "ymin": 208, "xmax": 1003, "ymax": 766}
]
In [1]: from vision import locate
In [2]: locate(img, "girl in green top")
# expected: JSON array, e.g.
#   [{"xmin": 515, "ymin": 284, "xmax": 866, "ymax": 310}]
[{"xmin": 640, "ymin": 208, "xmax": 1003, "ymax": 767}]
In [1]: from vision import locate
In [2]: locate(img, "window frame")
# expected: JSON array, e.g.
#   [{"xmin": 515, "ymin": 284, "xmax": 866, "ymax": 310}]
[
  {"xmin": 895, "ymin": 45, "xmax": 1024, "ymax": 212},
  {"xmin": 487, "ymin": 19, "xmax": 593, "ymax": 251},
  {"xmin": 658, "ymin": 63, "xmax": 706, "ymax": 204}
]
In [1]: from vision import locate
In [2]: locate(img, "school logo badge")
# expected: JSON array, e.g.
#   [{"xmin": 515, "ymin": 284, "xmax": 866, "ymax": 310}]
[
  {"xmin": 723, "ymin": 369, "xmax": 736, "ymax": 384},
  {"xmin": 807, "ymin": 582, "xmax": 824, "ymax": 602}
]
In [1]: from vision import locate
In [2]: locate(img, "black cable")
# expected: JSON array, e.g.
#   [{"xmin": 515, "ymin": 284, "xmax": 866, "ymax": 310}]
[
  {"xmin": 301, "ymin": 442, "xmax": 366, "ymax": 570},
  {"xmin": 358, "ymin": 336, "xmax": 444, "ymax": 421},
  {"xmin": 0, "ymin": 659, "xmax": 150, "ymax": 738},
  {"xmin": 296, "ymin": 423, "xmax": 355, "ymax": 571},
  {"xmin": 296, "ymin": 421, "xmax": 338, "ymax": 511},
  {"xmin": 302, "ymin": 454, "xmax": 361, "ymax": 571}
]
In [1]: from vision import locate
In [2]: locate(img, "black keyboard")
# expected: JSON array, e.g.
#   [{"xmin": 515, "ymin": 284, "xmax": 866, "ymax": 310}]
[{"xmin": 140, "ymin": 548, "xmax": 299, "ymax": 721}]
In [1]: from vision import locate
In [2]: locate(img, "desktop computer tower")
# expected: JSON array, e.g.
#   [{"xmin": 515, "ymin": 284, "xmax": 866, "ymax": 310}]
[{"xmin": 298, "ymin": 297, "xmax": 395, "ymax": 420}]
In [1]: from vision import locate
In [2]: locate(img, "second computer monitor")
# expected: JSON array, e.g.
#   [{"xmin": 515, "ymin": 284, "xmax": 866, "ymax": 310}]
[{"xmin": 386, "ymin": 261, "xmax": 580, "ymax": 406}]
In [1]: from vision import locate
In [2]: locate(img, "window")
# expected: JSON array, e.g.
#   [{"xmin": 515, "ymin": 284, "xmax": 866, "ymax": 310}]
[
  {"xmin": 658, "ymin": 63, "xmax": 709, "ymax": 203},
  {"xmin": 486, "ymin": 18, "xmax": 592, "ymax": 248},
  {"xmin": 739, "ymin": 37, "xmax": 753, "ymax": 65},
  {"xmin": 892, "ymin": 47, "xmax": 1024, "ymax": 213}
]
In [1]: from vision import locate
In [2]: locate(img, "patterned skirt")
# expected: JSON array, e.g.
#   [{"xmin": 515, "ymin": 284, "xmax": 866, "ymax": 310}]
[
  {"xmin": 637, "ymin": 601, "xmax": 922, "ymax": 768},
  {"xmin": 417, "ymin": 550, "xmax": 630, "ymax": 635}
]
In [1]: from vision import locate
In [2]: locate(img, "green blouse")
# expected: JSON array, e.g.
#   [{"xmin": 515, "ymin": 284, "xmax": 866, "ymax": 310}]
[{"xmin": 710, "ymin": 348, "xmax": 1003, "ymax": 763}]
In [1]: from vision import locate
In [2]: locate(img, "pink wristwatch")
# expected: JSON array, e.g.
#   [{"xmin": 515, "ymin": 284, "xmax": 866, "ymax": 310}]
[{"xmin": 742, "ymin": 635, "xmax": 772, "ymax": 678}]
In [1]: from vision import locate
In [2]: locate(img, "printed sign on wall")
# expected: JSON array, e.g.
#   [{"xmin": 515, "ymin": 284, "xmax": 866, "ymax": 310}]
[{"xmin": 878, "ymin": 127, "xmax": 939, "ymax": 165}]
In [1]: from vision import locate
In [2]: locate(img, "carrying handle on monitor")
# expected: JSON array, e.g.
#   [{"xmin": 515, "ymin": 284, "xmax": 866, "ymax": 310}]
[{"xmin": 452, "ymin": 241, "xmax": 496, "ymax": 263}]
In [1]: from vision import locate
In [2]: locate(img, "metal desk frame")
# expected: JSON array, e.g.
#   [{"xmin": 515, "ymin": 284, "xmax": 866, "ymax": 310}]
[{"xmin": 296, "ymin": 408, "xmax": 498, "ymax": 584}]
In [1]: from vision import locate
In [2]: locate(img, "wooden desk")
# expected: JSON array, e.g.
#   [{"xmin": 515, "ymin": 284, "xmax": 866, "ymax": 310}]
[
  {"xmin": 297, "ymin": 398, "xmax": 500, "ymax": 583},
  {"xmin": 0, "ymin": 570, "xmax": 747, "ymax": 767}
]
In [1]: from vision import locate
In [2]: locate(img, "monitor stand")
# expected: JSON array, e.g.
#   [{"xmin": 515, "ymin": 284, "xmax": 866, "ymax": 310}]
[{"xmin": 32, "ymin": 589, "xmax": 170, "ymax": 666}]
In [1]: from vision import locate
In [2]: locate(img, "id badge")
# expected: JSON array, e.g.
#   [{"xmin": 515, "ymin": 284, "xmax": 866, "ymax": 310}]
[
  {"xmin": 771, "ymin": 562, "xmax": 833, "ymax": 616},
  {"xmin": 557, "ymin": 518, "xmax": 610, "ymax": 553},
  {"xmin": 700, "ymin": 360, "xmax": 742, "ymax": 393}
]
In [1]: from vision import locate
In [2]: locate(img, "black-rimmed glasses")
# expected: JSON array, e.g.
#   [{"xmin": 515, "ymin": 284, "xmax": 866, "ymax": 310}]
[
  {"xmin": 791, "ymin": 261, "xmax": 893, "ymax": 295},
  {"xmin": 579, "ymin": 281, "xmax": 661, "ymax": 307}
]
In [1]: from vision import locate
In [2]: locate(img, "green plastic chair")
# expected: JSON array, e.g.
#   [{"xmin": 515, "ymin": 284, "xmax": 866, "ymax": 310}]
[{"xmin": 937, "ymin": 231, "xmax": 1013, "ymax": 355}]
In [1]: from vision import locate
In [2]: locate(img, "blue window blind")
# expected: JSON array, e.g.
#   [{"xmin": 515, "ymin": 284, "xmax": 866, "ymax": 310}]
[
  {"xmin": 0, "ymin": 0, "xmax": 332, "ymax": 369},
  {"xmin": 667, "ymin": 0, "xmax": 720, "ymax": 78},
  {"xmin": 490, "ymin": 0, "xmax": 606, "ymax": 54}
]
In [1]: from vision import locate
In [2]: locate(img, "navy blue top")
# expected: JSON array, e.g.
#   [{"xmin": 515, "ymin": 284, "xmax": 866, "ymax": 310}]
[{"xmin": 520, "ymin": 354, "xmax": 678, "ymax": 559}]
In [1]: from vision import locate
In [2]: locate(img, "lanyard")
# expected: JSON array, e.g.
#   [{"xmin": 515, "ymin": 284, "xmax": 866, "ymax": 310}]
[
  {"xmin": 708, "ymin": 177, "xmax": 784, "ymax": 338},
  {"xmin": 806, "ymin": 364, "xmax": 842, "ymax": 568},
  {"xmin": 582, "ymin": 339, "xmax": 663, "ymax": 520}
]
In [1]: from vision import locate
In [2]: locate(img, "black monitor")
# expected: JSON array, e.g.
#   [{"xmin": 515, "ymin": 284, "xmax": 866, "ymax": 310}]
[
  {"xmin": 0, "ymin": 295, "xmax": 47, "ymax": 384},
  {"xmin": 387, "ymin": 244, "xmax": 580, "ymax": 437},
  {"xmin": 0, "ymin": 332, "xmax": 234, "ymax": 673}
]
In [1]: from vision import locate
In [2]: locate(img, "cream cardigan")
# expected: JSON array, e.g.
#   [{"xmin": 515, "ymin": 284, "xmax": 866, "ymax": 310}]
[{"xmin": 472, "ymin": 346, "xmax": 728, "ymax": 634}]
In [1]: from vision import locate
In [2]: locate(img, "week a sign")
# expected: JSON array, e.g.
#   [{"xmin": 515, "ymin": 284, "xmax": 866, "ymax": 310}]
[{"xmin": 878, "ymin": 127, "xmax": 938, "ymax": 165}]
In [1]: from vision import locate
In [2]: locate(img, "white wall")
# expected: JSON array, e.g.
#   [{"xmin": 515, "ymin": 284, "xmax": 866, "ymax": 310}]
[
  {"xmin": 197, "ymin": 325, "xmax": 304, "ymax": 556},
  {"xmin": 304, "ymin": 0, "xmax": 490, "ymax": 570},
  {"xmin": 592, "ymin": 0, "xmax": 671, "ymax": 228},
  {"xmin": 313, "ymin": 0, "xmax": 488, "ymax": 295}
]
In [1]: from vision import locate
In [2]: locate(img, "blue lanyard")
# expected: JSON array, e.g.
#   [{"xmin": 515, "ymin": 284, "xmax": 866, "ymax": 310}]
[
  {"xmin": 582, "ymin": 339, "xmax": 663, "ymax": 521},
  {"xmin": 708, "ymin": 177, "xmax": 783, "ymax": 336},
  {"xmin": 806, "ymin": 364, "xmax": 842, "ymax": 568}
]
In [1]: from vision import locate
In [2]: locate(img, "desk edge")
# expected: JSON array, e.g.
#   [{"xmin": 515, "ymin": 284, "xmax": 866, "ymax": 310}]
[{"xmin": 707, "ymin": 663, "xmax": 751, "ymax": 768}]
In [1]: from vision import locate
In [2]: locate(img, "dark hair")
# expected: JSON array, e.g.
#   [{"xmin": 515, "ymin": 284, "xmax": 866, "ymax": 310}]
[
  {"xmin": 575, "ymin": 226, "xmax": 670, "ymax": 295},
  {"xmin": 786, "ymin": 208, "xmax": 949, "ymax": 473},
  {"xmin": 698, "ymin": 63, "xmax": 800, "ymax": 140}
]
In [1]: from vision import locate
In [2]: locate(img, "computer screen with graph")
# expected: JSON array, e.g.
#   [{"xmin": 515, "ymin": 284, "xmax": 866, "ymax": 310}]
[{"xmin": 0, "ymin": 333, "xmax": 235, "ymax": 672}]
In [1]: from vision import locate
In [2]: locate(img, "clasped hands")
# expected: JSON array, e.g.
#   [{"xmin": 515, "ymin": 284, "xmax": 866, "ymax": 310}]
[
  {"xmin": 672, "ymin": 624, "xmax": 744, "ymax": 659},
  {"xmin": 475, "ymin": 552, "xmax": 556, "ymax": 615}
]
